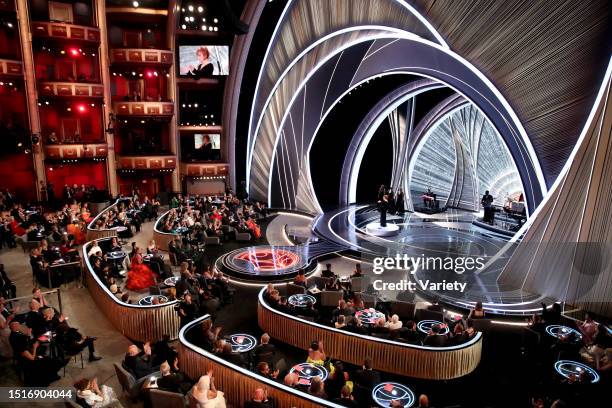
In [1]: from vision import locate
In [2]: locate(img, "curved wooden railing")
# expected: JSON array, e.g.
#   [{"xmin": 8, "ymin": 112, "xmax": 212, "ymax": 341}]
[
  {"xmin": 178, "ymin": 316, "xmax": 343, "ymax": 408},
  {"xmin": 82, "ymin": 238, "xmax": 180, "ymax": 341},
  {"xmin": 86, "ymin": 198, "xmax": 127, "ymax": 241},
  {"xmin": 258, "ymin": 289, "xmax": 482, "ymax": 380},
  {"xmin": 153, "ymin": 208, "xmax": 176, "ymax": 252}
]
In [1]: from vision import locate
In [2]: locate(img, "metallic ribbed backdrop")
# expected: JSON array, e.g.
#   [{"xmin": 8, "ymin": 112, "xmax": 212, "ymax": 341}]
[{"xmin": 412, "ymin": 0, "xmax": 610, "ymax": 185}]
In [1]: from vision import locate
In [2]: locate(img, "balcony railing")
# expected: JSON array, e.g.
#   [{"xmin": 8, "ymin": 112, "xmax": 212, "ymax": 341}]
[
  {"xmin": 181, "ymin": 162, "xmax": 229, "ymax": 177},
  {"xmin": 39, "ymin": 81, "xmax": 104, "ymax": 98},
  {"xmin": 110, "ymin": 48, "xmax": 173, "ymax": 66},
  {"xmin": 31, "ymin": 21, "xmax": 100, "ymax": 43},
  {"xmin": 44, "ymin": 143, "xmax": 108, "ymax": 159},
  {"xmin": 113, "ymin": 101, "xmax": 174, "ymax": 116},
  {"xmin": 116, "ymin": 155, "xmax": 176, "ymax": 170},
  {"xmin": 0, "ymin": 59, "xmax": 23, "ymax": 77}
]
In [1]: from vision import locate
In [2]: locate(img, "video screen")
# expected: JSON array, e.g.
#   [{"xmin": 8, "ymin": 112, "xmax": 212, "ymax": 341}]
[
  {"xmin": 191, "ymin": 134, "xmax": 220, "ymax": 161},
  {"xmin": 179, "ymin": 45, "xmax": 229, "ymax": 77}
]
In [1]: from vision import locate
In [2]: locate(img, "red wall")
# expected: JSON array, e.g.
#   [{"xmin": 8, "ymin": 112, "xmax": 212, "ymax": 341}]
[
  {"xmin": 45, "ymin": 162, "xmax": 107, "ymax": 190},
  {"xmin": 0, "ymin": 153, "xmax": 36, "ymax": 201},
  {"xmin": 39, "ymin": 105, "xmax": 103, "ymax": 142}
]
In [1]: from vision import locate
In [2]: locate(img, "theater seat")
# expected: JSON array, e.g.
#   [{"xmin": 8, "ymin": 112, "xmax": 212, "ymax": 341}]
[
  {"xmin": 150, "ymin": 388, "xmax": 186, "ymax": 408},
  {"xmin": 113, "ymin": 363, "xmax": 141, "ymax": 400}
]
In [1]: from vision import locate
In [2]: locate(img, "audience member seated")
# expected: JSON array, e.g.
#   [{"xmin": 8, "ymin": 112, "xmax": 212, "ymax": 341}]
[
  {"xmin": 468, "ymin": 301, "xmax": 485, "ymax": 319},
  {"xmin": 74, "ymin": 377, "xmax": 118, "ymax": 407},
  {"xmin": 9, "ymin": 321, "xmax": 62, "ymax": 386},
  {"xmin": 423, "ymin": 324, "xmax": 448, "ymax": 347},
  {"xmin": 155, "ymin": 360, "xmax": 192, "ymax": 395},
  {"xmin": 308, "ymin": 376, "xmax": 327, "ymax": 399},
  {"xmin": 255, "ymin": 361, "xmax": 279, "ymax": 380},
  {"xmin": 333, "ymin": 385, "xmax": 359, "ymax": 407},
  {"xmin": 253, "ymin": 333, "xmax": 277, "ymax": 366},
  {"xmin": 244, "ymin": 388, "xmax": 274, "ymax": 408},
  {"xmin": 124, "ymin": 343, "xmax": 157, "ymax": 379},
  {"xmin": 354, "ymin": 357, "xmax": 381, "ymax": 390}
]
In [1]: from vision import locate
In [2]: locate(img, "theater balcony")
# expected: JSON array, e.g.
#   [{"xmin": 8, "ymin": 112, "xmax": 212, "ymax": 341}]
[
  {"xmin": 38, "ymin": 81, "xmax": 103, "ymax": 98},
  {"xmin": 31, "ymin": 21, "xmax": 100, "ymax": 44},
  {"xmin": 112, "ymin": 101, "xmax": 174, "ymax": 117},
  {"xmin": 0, "ymin": 58, "xmax": 22, "ymax": 78},
  {"xmin": 116, "ymin": 155, "xmax": 177, "ymax": 171},
  {"xmin": 181, "ymin": 162, "xmax": 229, "ymax": 178},
  {"xmin": 109, "ymin": 48, "xmax": 173, "ymax": 67},
  {"xmin": 44, "ymin": 143, "xmax": 108, "ymax": 160}
]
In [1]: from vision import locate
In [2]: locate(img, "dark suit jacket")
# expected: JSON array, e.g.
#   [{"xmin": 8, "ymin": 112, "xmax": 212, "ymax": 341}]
[
  {"xmin": 423, "ymin": 334, "xmax": 448, "ymax": 347},
  {"xmin": 253, "ymin": 343, "xmax": 277, "ymax": 364},
  {"xmin": 157, "ymin": 372, "xmax": 190, "ymax": 394},
  {"xmin": 354, "ymin": 368, "xmax": 381, "ymax": 389}
]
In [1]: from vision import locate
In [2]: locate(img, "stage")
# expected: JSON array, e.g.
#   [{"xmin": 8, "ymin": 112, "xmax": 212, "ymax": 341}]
[{"xmin": 216, "ymin": 205, "xmax": 555, "ymax": 315}]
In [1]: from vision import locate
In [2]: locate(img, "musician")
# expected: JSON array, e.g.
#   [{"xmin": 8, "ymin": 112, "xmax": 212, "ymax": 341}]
[
  {"xmin": 481, "ymin": 190, "xmax": 494, "ymax": 224},
  {"xmin": 378, "ymin": 195, "xmax": 389, "ymax": 227}
]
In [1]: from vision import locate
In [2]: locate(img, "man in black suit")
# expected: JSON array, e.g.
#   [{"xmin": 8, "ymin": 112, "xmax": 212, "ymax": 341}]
[
  {"xmin": 253, "ymin": 333, "xmax": 276, "ymax": 366},
  {"xmin": 321, "ymin": 263, "xmax": 335, "ymax": 279},
  {"xmin": 423, "ymin": 324, "xmax": 448, "ymax": 347},
  {"xmin": 124, "ymin": 343, "xmax": 157, "ymax": 379},
  {"xmin": 354, "ymin": 357, "xmax": 381, "ymax": 390},
  {"xmin": 333, "ymin": 385, "xmax": 359, "ymax": 407},
  {"xmin": 156, "ymin": 360, "xmax": 191, "ymax": 394}
]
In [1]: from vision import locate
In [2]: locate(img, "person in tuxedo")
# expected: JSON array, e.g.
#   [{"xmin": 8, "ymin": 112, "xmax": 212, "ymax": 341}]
[
  {"xmin": 156, "ymin": 360, "xmax": 191, "ymax": 394},
  {"xmin": 253, "ymin": 333, "xmax": 277, "ymax": 366},
  {"xmin": 354, "ymin": 357, "xmax": 381, "ymax": 390},
  {"xmin": 124, "ymin": 343, "xmax": 157, "ymax": 379},
  {"xmin": 481, "ymin": 190, "xmax": 494, "ymax": 224},
  {"xmin": 423, "ymin": 324, "xmax": 448, "ymax": 347},
  {"xmin": 187, "ymin": 47, "xmax": 214, "ymax": 78},
  {"xmin": 378, "ymin": 194, "xmax": 389, "ymax": 227}
]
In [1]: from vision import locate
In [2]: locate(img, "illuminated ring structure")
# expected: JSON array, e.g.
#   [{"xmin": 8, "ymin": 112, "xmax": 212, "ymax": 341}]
[
  {"xmin": 215, "ymin": 246, "xmax": 316, "ymax": 283},
  {"xmin": 554, "ymin": 360, "xmax": 600, "ymax": 384},
  {"xmin": 372, "ymin": 382, "xmax": 415, "ymax": 407},
  {"xmin": 545, "ymin": 325, "xmax": 583, "ymax": 341},
  {"xmin": 289, "ymin": 363, "xmax": 329, "ymax": 384},
  {"xmin": 164, "ymin": 276, "xmax": 179, "ymax": 287},
  {"xmin": 417, "ymin": 320, "xmax": 450, "ymax": 335},
  {"xmin": 288, "ymin": 294, "xmax": 316, "ymax": 308},
  {"xmin": 229, "ymin": 334, "xmax": 258, "ymax": 353}
]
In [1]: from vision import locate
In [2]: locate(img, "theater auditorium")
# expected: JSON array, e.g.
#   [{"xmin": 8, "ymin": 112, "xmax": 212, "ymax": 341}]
[{"xmin": 0, "ymin": 0, "xmax": 610, "ymax": 407}]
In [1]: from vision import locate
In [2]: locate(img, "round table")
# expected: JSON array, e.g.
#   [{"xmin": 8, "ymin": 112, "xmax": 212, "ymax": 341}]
[
  {"xmin": 107, "ymin": 251, "xmax": 127, "ymax": 260},
  {"xmin": 164, "ymin": 276, "xmax": 179, "ymax": 287},
  {"xmin": 111, "ymin": 226, "xmax": 128, "ymax": 232},
  {"xmin": 355, "ymin": 308, "xmax": 385, "ymax": 325},
  {"xmin": 417, "ymin": 320, "xmax": 450, "ymax": 335},
  {"xmin": 139, "ymin": 295, "xmax": 168, "ymax": 306},
  {"xmin": 372, "ymin": 382, "xmax": 415, "ymax": 407},
  {"xmin": 554, "ymin": 360, "xmax": 600, "ymax": 383},
  {"xmin": 288, "ymin": 294, "xmax": 316, "ymax": 308},
  {"xmin": 228, "ymin": 333, "xmax": 257, "ymax": 353},
  {"xmin": 174, "ymin": 227, "xmax": 190, "ymax": 234},
  {"xmin": 289, "ymin": 363, "xmax": 329, "ymax": 385},
  {"xmin": 545, "ymin": 325, "xmax": 583, "ymax": 342}
]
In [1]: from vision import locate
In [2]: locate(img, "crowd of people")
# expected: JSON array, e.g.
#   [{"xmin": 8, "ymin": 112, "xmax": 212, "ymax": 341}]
[{"xmin": 162, "ymin": 193, "xmax": 267, "ymax": 243}]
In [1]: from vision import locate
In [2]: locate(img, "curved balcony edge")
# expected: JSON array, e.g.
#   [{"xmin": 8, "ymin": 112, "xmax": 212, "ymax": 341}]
[
  {"xmin": 82, "ymin": 237, "xmax": 180, "ymax": 342},
  {"xmin": 257, "ymin": 289, "xmax": 483, "ymax": 380},
  {"xmin": 178, "ymin": 315, "xmax": 344, "ymax": 408}
]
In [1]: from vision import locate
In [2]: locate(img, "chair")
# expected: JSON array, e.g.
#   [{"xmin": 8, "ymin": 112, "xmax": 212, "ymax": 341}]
[
  {"xmin": 321, "ymin": 290, "xmax": 344, "ymax": 307},
  {"xmin": 309, "ymin": 276, "xmax": 328, "ymax": 289},
  {"xmin": 113, "ymin": 363, "xmax": 141, "ymax": 399},
  {"xmin": 149, "ymin": 389, "xmax": 186, "ymax": 408},
  {"xmin": 286, "ymin": 283, "xmax": 306, "ymax": 296},
  {"xmin": 63, "ymin": 350, "xmax": 84, "ymax": 376},
  {"xmin": 361, "ymin": 293, "xmax": 377, "ymax": 309},
  {"xmin": 414, "ymin": 308, "xmax": 444, "ymax": 323},
  {"xmin": 202, "ymin": 231, "xmax": 221, "ymax": 246},
  {"xmin": 351, "ymin": 276, "xmax": 369, "ymax": 292},
  {"xmin": 235, "ymin": 232, "xmax": 251, "ymax": 242},
  {"xmin": 390, "ymin": 301, "xmax": 416, "ymax": 321}
]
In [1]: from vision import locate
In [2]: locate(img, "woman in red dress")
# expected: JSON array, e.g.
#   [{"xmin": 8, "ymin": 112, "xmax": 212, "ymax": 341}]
[
  {"xmin": 125, "ymin": 253, "xmax": 157, "ymax": 291},
  {"xmin": 245, "ymin": 216, "xmax": 261, "ymax": 239}
]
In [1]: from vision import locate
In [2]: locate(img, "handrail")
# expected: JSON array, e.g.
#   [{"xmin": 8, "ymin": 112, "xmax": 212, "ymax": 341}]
[
  {"xmin": 82, "ymin": 238, "xmax": 180, "ymax": 341},
  {"xmin": 85, "ymin": 198, "xmax": 127, "ymax": 240},
  {"xmin": 178, "ymin": 315, "xmax": 344, "ymax": 408},
  {"xmin": 152, "ymin": 208, "xmax": 176, "ymax": 251},
  {"xmin": 5, "ymin": 289, "xmax": 63, "ymax": 313},
  {"xmin": 258, "ymin": 288, "xmax": 482, "ymax": 380}
]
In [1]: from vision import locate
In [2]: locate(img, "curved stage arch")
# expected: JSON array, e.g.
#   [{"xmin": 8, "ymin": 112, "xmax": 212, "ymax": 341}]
[{"xmin": 257, "ymin": 288, "xmax": 483, "ymax": 380}]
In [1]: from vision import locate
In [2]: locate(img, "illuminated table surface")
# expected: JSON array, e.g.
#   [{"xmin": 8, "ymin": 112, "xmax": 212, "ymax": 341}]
[
  {"xmin": 417, "ymin": 320, "xmax": 450, "ymax": 335},
  {"xmin": 355, "ymin": 308, "xmax": 385, "ymax": 325},
  {"xmin": 229, "ymin": 333, "xmax": 257, "ymax": 353},
  {"xmin": 139, "ymin": 295, "xmax": 168, "ymax": 306},
  {"xmin": 554, "ymin": 360, "xmax": 599, "ymax": 383},
  {"xmin": 288, "ymin": 294, "xmax": 316, "ymax": 307},
  {"xmin": 372, "ymin": 382, "xmax": 415, "ymax": 407},
  {"xmin": 289, "ymin": 363, "xmax": 329, "ymax": 386}
]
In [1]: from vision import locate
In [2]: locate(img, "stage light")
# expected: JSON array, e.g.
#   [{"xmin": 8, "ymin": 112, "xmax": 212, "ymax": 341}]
[
  {"xmin": 184, "ymin": 16, "xmax": 189, "ymax": 22},
  {"xmin": 69, "ymin": 48, "xmax": 79, "ymax": 57},
  {"xmin": 208, "ymin": 26, "xmax": 213, "ymax": 31},
  {"xmin": 45, "ymin": 101, "xmax": 49, "ymax": 105},
  {"xmin": 213, "ymin": 18, "xmax": 218, "ymax": 23},
  {"xmin": 132, "ymin": 1, "xmax": 139, "ymax": 7},
  {"xmin": 76, "ymin": 104, "xmax": 87, "ymax": 113},
  {"xmin": 188, "ymin": 5, "xmax": 194, "ymax": 12},
  {"xmin": 198, "ymin": 6, "xmax": 203, "ymax": 13},
  {"xmin": 60, "ymin": 50, "xmax": 65, "ymax": 55},
  {"xmin": 201, "ymin": 25, "xmax": 206, "ymax": 31},
  {"xmin": 146, "ymin": 70, "xmax": 154, "ymax": 78},
  {"xmin": 132, "ymin": 72, "xmax": 136, "ymax": 76},
  {"xmin": 7, "ymin": 22, "xmax": 13, "ymax": 28},
  {"xmin": 213, "ymin": 27, "xmax": 218, "ymax": 32},
  {"xmin": 181, "ymin": 24, "xmax": 187, "ymax": 29},
  {"xmin": 49, "ymin": 167, "xmax": 53, "ymax": 171},
  {"xmin": 66, "ymin": 107, "xmax": 72, "ymax": 112},
  {"xmin": 17, "ymin": 142, "xmax": 22, "ymax": 147}
]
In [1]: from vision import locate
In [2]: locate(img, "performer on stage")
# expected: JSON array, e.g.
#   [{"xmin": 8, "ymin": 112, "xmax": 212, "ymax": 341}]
[
  {"xmin": 125, "ymin": 253, "xmax": 158, "ymax": 291},
  {"xmin": 377, "ymin": 184, "xmax": 386, "ymax": 201},
  {"xmin": 481, "ymin": 190, "xmax": 494, "ymax": 224},
  {"xmin": 378, "ymin": 194, "xmax": 389, "ymax": 227},
  {"xmin": 387, "ymin": 188, "xmax": 396, "ymax": 214}
]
